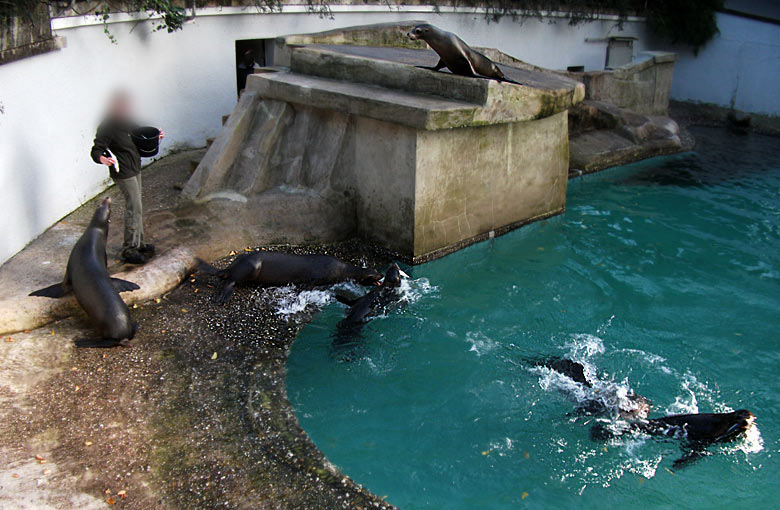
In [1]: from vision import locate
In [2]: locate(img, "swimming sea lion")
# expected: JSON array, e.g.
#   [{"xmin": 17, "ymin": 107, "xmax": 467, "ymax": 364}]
[
  {"xmin": 591, "ymin": 410, "xmax": 756, "ymax": 468},
  {"xmin": 407, "ymin": 24, "xmax": 522, "ymax": 85},
  {"xmin": 333, "ymin": 263, "xmax": 404, "ymax": 341},
  {"xmin": 196, "ymin": 251, "xmax": 383, "ymax": 305},
  {"xmin": 29, "ymin": 197, "xmax": 140, "ymax": 347},
  {"xmin": 531, "ymin": 357, "xmax": 651, "ymax": 419}
]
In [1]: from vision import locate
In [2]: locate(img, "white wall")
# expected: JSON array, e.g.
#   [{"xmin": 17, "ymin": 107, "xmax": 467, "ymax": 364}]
[
  {"xmin": 663, "ymin": 12, "xmax": 780, "ymax": 115},
  {"xmin": 0, "ymin": 5, "xmax": 653, "ymax": 264}
]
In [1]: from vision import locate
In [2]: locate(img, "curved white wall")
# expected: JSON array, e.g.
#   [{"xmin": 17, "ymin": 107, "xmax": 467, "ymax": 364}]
[{"xmin": 0, "ymin": 5, "xmax": 655, "ymax": 264}]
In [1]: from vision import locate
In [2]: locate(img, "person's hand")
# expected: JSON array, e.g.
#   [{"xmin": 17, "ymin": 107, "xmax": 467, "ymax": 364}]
[
  {"xmin": 158, "ymin": 130, "xmax": 165, "ymax": 140},
  {"xmin": 99, "ymin": 155, "xmax": 116, "ymax": 166}
]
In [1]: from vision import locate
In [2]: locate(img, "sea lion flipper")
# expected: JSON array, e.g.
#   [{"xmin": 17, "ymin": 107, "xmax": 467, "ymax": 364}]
[
  {"xmin": 335, "ymin": 294, "xmax": 359, "ymax": 307},
  {"xmin": 111, "ymin": 278, "xmax": 141, "ymax": 293},
  {"xmin": 214, "ymin": 281, "xmax": 236, "ymax": 305},
  {"xmin": 75, "ymin": 337, "xmax": 131, "ymax": 348},
  {"xmin": 416, "ymin": 58, "xmax": 446, "ymax": 72},
  {"xmin": 29, "ymin": 282, "xmax": 70, "ymax": 298},
  {"xmin": 672, "ymin": 447, "xmax": 708, "ymax": 469}
]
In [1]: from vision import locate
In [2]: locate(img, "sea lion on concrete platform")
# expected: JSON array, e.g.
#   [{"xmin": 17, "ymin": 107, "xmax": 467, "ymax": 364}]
[
  {"xmin": 29, "ymin": 198, "xmax": 140, "ymax": 347},
  {"xmin": 591, "ymin": 410, "xmax": 756, "ymax": 468},
  {"xmin": 531, "ymin": 357, "xmax": 651, "ymax": 419},
  {"xmin": 333, "ymin": 263, "xmax": 404, "ymax": 344},
  {"xmin": 196, "ymin": 251, "xmax": 383, "ymax": 305},
  {"xmin": 407, "ymin": 24, "xmax": 522, "ymax": 85}
]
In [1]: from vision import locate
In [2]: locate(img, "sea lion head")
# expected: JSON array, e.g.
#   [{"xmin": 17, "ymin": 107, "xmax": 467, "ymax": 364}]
[
  {"xmin": 407, "ymin": 24, "xmax": 434, "ymax": 41},
  {"xmin": 622, "ymin": 394, "xmax": 652, "ymax": 420},
  {"xmin": 91, "ymin": 197, "xmax": 112, "ymax": 232},
  {"xmin": 382, "ymin": 263, "xmax": 402, "ymax": 289},
  {"xmin": 717, "ymin": 409, "xmax": 755, "ymax": 441},
  {"xmin": 358, "ymin": 267, "xmax": 383, "ymax": 287}
]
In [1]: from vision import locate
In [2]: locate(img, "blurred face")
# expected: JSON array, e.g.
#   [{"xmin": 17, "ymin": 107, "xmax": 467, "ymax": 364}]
[{"xmin": 108, "ymin": 93, "xmax": 133, "ymax": 120}]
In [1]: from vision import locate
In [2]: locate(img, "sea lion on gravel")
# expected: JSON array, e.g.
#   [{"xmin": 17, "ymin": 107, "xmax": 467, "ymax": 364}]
[
  {"xmin": 407, "ymin": 24, "xmax": 522, "ymax": 85},
  {"xmin": 591, "ymin": 410, "xmax": 756, "ymax": 468},
  {"xmin": 196, "ymin": 251, "xmax": 383, "ymax": 305},
  {"xmin": 29, "ymin": 197, "xmax": 140, "ymax": 347},
  {"xmin": 531, "ymin": 357, "xmax": 651, "ymax": 419}
]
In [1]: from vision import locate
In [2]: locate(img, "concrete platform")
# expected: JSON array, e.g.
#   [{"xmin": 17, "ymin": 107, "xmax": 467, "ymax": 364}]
[{"xmin": 184, "ymin": 22, "xmax": 584, "ymax": 262}]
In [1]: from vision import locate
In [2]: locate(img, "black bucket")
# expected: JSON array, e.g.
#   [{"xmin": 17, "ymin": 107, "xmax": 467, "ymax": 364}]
[{"xmin": 132, "ymin": 126, "xmax": 161, "ymax": 157}]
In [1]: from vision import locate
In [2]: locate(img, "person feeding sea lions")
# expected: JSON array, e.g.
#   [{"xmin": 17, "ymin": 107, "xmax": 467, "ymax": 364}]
[{"xmin": 90, "ymin": 91, "xmax": 164, "ymax": 265}]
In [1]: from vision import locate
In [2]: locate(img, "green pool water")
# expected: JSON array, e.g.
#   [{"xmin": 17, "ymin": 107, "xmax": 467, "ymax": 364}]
[{"xmin": 286, "ymin": 127, "xmax": 780, "ymax": 509}]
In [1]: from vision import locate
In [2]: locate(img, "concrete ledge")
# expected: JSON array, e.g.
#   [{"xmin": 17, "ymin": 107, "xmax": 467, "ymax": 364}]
[{"xmin": 0, "ymin": 247, "xmax": 196, "ymax": 336}]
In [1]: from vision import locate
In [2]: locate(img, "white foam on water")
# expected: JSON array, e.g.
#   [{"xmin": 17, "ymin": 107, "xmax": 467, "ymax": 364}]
[
  {"xmin": 564, "ymin": 333, "xmax": 606, "ymax": 362},
  {"xmin": 466, "ymin": 331, "xmax": 498, "ymax": 357},
  {"xmin": 271, "ymin": 285, "xmax": 334, "ymax": 316},
  {"xmin": 397, "ymin": 276, "xmax": 437, "ymax": 305}
]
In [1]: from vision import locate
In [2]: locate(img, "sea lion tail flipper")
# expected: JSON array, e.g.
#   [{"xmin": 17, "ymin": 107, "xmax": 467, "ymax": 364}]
[
  {"xmin": 214, "ymin": 281, "xmax": 236, "ymax": 305},
  {"xmin": 500, "ymin": 77, "xmax": 525, "ymax": 86},
  {"xmin": 111, "ymin": 278, "xmax": 141, "ymax": 293},
  {"xmin": 29, "ymin": 282, "xmax": 70, "ymax": 298},
  {"xmin": 672, "ymin": 448, "xmax": 708, "ymax": 469},
  {"xmin": 195, "ymin": 258, "xmax": 226, "ymax": 277},
  {"xmin": 335, "ymin": 294, "xmax": 359, "ymax": 307}
]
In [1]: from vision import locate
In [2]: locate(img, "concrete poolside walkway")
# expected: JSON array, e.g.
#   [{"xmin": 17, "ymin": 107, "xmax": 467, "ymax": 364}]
[{"xmin": 0, "ymin": 149, "xmax": 355, "ymax": 335}]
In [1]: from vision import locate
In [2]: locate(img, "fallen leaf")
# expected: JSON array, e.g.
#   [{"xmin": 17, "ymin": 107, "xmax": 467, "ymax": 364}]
[
  {"xmin": 35, "ymin": 454, "xmax": 45, "ymax": 461},
  {"xmin": 194, "ymin": 289, "xmax": 199, "ymax": 293},
  {"xmin": 74, "ymin": 386, "xmax": 80, "ymax": 392},
  {"xmin": 523, "ymin": 451, "xmax": 530, "ymax": 459},
  {"xmin": 51, "ymin": 330, "xmax": 55, "ymax": 336},
  {"xmin": 602, "ymin": 446, "xmax": 608, "ymax": 453},
  {"xmin": 160, "ymin": 330, "xmax": 166, "ymax": 334},
  {"xmin": 84, "ymin": 441, "xmax": 93, "ymax": 446},
  {"xmin": 43, "ymin": 469, "xmax": 51, "ymax": 475},
  {"xmin": 244, "ymin": 247, "xmax": 252, "ymax": 252},
  {"xmin": 521, "ymin": 491, "xmax": 529, "ymax": 500},
  {"xmin": 155, "ymin": 298, "xmax": 161, "ymax": 304},
  {"xmin": 132, "ymin": 304, "xmax": 138, "ymax": 309},
  {"xmin": 181, "ymin": 308, "xmax": 188, "ymax": 313},
  {"xmin": 106, "ymin": 497, "xmax": 116, "ymax": 505},
  {"xmin": 211, "ymin": 352, "xmax": 218, "ymax": 360},
  {"xmin": 71, "ymin": 367, "xmax": 77, "ymax": 372},
  {"xmin": 734, "ymin": 332, "xmax": 743, "ymax": 336},
  {"xmin": 105, "ymin": 489, "xmax": 111, "ymax": 495},
  {"xmin": 481, "ymin": 450, "xmax": 489, "ymax": 456},
  {"xmin": 12, "ymin": 473, "xmax": 19, "ymax": 478},
  {"xmin": 24, "ymin": 330, "xmax": 30, "ymax": 333},
  {"xmin": 4, "ymin": 337, "xmax": 14, "ymax": 343},
  {"xmin": 229, "ymin": 250, "xmax": 237, "ymax": 256},
  {"xmin": 117, "ymin": 490, "xmax": 127, "ymax": 498},
  {"xmin": 665, "ymin": 467, "xmax": 674, "ymax": 475}
]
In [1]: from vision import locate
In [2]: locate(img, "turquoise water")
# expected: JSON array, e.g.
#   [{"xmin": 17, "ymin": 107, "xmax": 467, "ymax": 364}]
[{"xmin": 287, "ymin": 128, "xmax": 780, "ymax": 509}]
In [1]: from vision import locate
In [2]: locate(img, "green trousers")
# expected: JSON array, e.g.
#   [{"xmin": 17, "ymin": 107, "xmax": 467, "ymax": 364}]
[{"xmin": 114, "ymin": 174, "xmax": 144, "ymax": 252}]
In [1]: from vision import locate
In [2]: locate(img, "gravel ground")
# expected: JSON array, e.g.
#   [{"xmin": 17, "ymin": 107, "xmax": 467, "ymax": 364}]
[{"xmin": 1, "ymin": 241, "xmax": 398, "ymax": 510}]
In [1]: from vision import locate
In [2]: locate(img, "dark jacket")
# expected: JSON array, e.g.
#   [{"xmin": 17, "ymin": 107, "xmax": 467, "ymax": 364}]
[{"xmin": 90, "ymin": 117, "xmax": 141, "ymax": 180}]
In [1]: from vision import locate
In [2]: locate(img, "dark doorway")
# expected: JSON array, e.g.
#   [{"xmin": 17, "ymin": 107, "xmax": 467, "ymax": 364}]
[{"xmin": 235, "ymin": 39, "xmax": 272, "ymax": 97}]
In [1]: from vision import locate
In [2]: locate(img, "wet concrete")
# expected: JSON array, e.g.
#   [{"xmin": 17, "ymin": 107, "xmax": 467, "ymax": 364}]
[{"xmin": 1, "ymin": 241, "xmax": 397, "ymax": 509}]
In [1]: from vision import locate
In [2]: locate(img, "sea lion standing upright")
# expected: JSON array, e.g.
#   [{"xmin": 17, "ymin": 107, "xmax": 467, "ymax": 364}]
[
  {"xmin": 29, "ymin": 198, "xmax": 140, "ymax": 347},
  {"xmin": 407, "ymin": 24, "xmax": 522, "ymax": 84},
  {"xmin": 196, "ymin": 252, "xmax": 383, "ymax": 305}
]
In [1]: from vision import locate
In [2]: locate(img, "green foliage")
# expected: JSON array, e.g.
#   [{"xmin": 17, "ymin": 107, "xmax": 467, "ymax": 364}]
[{"xmin": 645, "ymin": 0, "xmax": 723, "ymax": 54}]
